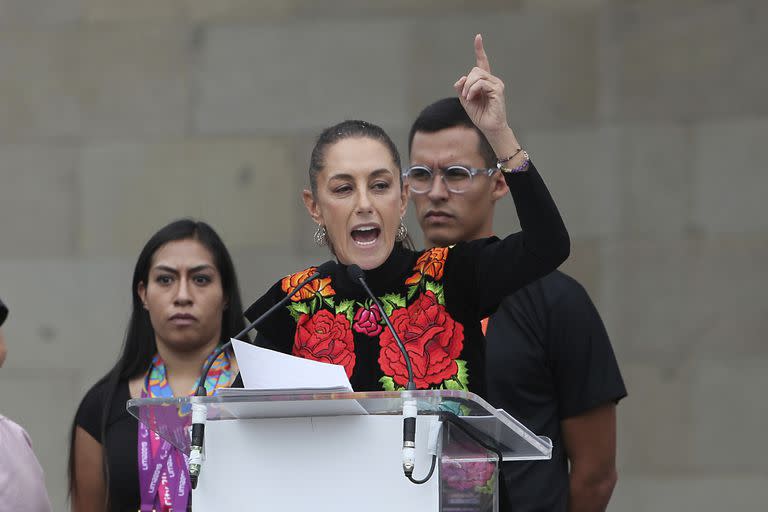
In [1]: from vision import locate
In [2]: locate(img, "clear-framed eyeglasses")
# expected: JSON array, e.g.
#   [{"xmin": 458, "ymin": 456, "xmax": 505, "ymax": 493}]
[{"xmin": 403, "ymin": 165, "xmax": 497, "ymax": 194}]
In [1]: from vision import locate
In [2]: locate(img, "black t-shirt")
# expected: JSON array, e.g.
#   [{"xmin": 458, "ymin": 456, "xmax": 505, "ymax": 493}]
[
  {"xmin": 75, "ymin": 379, "xmax": 140, "ymax": 512},
  {"xmin": 484, "ymin": 271, "xmax": 626, "ymax": 512}
]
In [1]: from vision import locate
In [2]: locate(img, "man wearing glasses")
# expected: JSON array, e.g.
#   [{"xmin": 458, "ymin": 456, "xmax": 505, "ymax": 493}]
[{"xmin": 405, "ymin": 96, "xmax": 626, "ymax": 511}]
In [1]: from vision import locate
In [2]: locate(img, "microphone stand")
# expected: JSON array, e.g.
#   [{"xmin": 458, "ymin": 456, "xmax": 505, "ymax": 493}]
[{"xmin": 346, "ymin": 265, "xmax": 437, "ymax": 484}]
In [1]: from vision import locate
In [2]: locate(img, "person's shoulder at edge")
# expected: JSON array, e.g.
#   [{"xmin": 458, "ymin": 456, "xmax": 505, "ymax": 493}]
[
  {"xmin": 0, "ymin": 413, "xmax": 33, "ymax": 448},
  {"xmin": 78, "ymin": 374, "xmax": 112, "ymax": 409},
  {"xmin": 0, "ymin": 414, "xmax": 53, "ymax": 512},
  {"xmin": 490, "ymin": 270, "xmax": 593, "ymax": 323},
  {"xmin": 537, "ymin": 269, "xmax": 590, "ymax": 297},
  {"xmin": 504, "ymin": 269, "xmax": 587, "ymax": 300},
  {"xmin": 75, "ymin": 374, "xmax": 130, "ymax": 440}
]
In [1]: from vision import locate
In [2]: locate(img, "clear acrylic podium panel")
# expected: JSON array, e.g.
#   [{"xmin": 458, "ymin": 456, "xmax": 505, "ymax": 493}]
[
  {"xmin": 128, "ymin": 390, "xmax": 552, "ymax": 512},
  {"xmin": 127, "ymin": 389, "xmax": 552, "ymax": 460}
]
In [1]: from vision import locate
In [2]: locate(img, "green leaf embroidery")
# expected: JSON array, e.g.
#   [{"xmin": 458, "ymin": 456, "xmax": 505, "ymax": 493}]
[
  {"xmin": 323, "ymin": 295, "xmax": 335, "ymax": 309},
  {"xmin": 406, "ymin": 285, "xmax": 419, "ymax": 301},
  {"xmin": 455, "ymin": 359, "xmax": 469, "ymax": 389},
  {"xmin": 378, "ymin": 293, "xmax": 406, "ymax": 317},
  {"xmin": 379, "ymin": 376, "xmax": 396, "ymax": 391},
  {"xmin": 310, "ymin": 296, "xmax": 321, "ymax": 314},
  {"xmin": 425, "ymin": 281, "xmax": 445, "ymax": 305},
  {"xmin": 379, "ymin": 376, "xmax": 406, "ymax": 391},
  {"xmin": 336, "ymin": 299, "xmax": 356, "ymax": 323},
  {"xmin": 286, "ymin": 301, "xmax": 310, "ymax": 322},
  {"xmin": 388, "ymin": 293, "xmax": 406, "ymax": 308},
  {"xmin": 443, "ymin": 378, "xmax": 464, "ymax": 391},
  {"xmin": 442, "ymin": 359, "xmax": 469, "ymax": 391}
]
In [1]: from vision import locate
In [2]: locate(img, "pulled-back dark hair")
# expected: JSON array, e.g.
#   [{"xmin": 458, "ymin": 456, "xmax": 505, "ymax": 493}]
[
  {"xmin": 308, "ymin": 119, "xmax": 403, "ymax": 196},
  {"xmin": 68, "ymin": 219, "xmax": 246, "ymax": 509},
  {"xmin": 408, "ymin": 97, "xmax": 496, "ymax": 168}
]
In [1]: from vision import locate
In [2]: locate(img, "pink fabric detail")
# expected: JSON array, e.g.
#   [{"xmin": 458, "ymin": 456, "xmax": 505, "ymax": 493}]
[{"xmin": 0, "ymin": 415, "xmax": 52, "ymax": 512}]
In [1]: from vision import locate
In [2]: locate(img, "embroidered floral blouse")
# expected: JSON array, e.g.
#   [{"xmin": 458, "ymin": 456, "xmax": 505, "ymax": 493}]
[{"xmin": 245, "ymin": 163, "xmax": 569, "ymax": 396}]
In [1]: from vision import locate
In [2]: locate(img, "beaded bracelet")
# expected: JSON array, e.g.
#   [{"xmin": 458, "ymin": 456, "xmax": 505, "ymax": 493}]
[{"xmin": 497, "ymin": 150, "xmax": 530, "ymax": 173}]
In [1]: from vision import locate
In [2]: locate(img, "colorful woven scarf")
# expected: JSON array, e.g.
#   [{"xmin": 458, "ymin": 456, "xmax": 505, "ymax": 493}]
[{"xmin": 138, "ymin": 350, "xmax": 232, "ymax": 511}]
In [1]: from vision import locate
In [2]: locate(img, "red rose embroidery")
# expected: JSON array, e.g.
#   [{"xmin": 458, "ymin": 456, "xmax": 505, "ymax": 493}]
[
  {"xmin": 353, "ymin": 304, "xmax": 383, "ymax": 337},
  {"xmin": 293, "ymin": 310, "xmax": 355, "ymax": 378},
  {"xmin": 378, "ymin": 291, "xmax": 464, "ymax": 388}
]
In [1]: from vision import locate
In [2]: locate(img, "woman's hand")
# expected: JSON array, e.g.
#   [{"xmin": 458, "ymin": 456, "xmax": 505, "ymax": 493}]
[{"xmin": 454, "ymin": 34, "xmax": 520, "ymax": 156}]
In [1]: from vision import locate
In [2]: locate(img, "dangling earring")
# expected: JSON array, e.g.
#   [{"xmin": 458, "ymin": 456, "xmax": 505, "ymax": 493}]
[
  {"xmin": 395, "ymin": 218, "xmax": 408, "ymax": 242},
  {"xmin": 314, "ymin": 224, "xmax": 328, "ymax": 246}
]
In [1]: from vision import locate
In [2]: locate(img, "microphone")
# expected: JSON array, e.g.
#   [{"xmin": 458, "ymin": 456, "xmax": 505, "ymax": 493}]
[
  {"xmin": 346, "ymin": 265, "xmax": 415, "ymax": 390},
  {"xmin": 189, "ymin": 260, "xmax": 336, "ymax": 489},
  {"xmin": 346, "ymin": 264, "xmax": 419, "ymax": 478}
]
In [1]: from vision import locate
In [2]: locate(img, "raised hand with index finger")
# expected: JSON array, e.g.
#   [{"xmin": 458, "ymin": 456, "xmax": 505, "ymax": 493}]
[{"xmin": 454, "ymin": 34, "xmax": 523, "ymax": 165}]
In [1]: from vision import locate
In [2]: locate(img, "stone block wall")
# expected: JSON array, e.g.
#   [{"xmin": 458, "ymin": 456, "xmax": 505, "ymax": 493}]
[{"xmin": 0, "ymin": 1, "xmax": 766, "ymax": 509}]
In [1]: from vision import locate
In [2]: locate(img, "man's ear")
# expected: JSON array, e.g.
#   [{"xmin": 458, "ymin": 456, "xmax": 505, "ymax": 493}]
[
  {"xmin": 302, "ymin": 190, "xmax": 323, "ymax": 225},
  {"xmin": 490, "ymin": 171, "xmax": 509, "ymax": 202}
]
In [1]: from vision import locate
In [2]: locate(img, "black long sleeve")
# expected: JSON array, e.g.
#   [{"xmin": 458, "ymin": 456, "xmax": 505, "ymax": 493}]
[{"xmin": 445, "ymin": 162, "xmax": 570, "ymax": 319}]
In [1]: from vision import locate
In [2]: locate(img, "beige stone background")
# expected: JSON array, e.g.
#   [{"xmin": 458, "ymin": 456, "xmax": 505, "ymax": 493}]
[{"xmin": 0, "ymin": 0, "xmax": 766, "ymax": 510}]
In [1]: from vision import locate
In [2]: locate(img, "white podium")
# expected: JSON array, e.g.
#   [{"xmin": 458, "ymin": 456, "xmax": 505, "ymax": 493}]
[{"xmin": 128, "ymin": 389, "xmax": 552, "ymax": 511}]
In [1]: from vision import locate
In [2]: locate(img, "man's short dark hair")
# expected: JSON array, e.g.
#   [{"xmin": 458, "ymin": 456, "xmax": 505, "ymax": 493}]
[
  {"xmin": 0, "ymin": 297, "xmax": 7, "ymax": 327},
  {"xmin": 408, "ymin": 97, "xmax": 496, "ymax": 168}
]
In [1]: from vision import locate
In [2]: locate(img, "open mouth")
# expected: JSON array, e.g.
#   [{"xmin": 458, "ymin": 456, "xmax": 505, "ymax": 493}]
[{"xmin": 351, "ymin": 225, "xmax": 381, "ymax": 247}]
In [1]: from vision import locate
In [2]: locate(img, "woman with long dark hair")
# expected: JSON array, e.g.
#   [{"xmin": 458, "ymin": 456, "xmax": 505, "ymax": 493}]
[{"xmin": 69, "ymin": 219, "xmax": 245, "ymax": 512}]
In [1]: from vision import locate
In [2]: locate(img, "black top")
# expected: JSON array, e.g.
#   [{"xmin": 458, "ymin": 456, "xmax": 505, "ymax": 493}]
[
  {"xmin": 246, "ymin": 164, "xmax": 570, "ymax": 395},
  {"xmin": 484, "ymin": 271, "xmax": 627, "ymax": 511},
  {"xmin": 75, "ymin": 379, "xmax": 140, "ymax": 512}
]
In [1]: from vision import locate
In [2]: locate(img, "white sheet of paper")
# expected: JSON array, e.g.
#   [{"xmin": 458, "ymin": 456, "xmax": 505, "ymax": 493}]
[{"xmin": 230, "ymin": 338, "xmax": 353, "ymax": 391}]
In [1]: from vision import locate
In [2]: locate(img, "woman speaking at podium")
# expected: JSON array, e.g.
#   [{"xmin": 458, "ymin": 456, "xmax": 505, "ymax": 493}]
[
  {"xmin": 69, "ymin": 220, "xmax": 246, "ymax": 512},
  {"xmin": 247, "ymin": 36, "xmax": 570, "ymax": 395}
]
